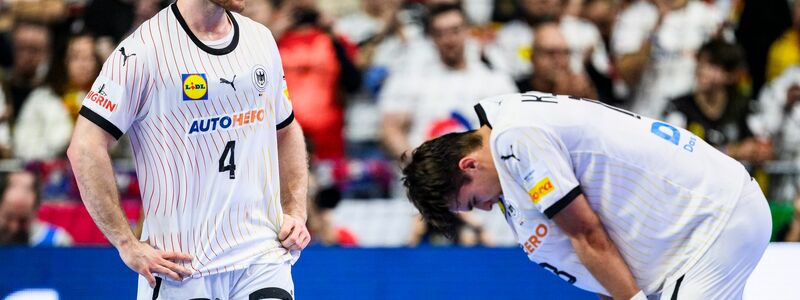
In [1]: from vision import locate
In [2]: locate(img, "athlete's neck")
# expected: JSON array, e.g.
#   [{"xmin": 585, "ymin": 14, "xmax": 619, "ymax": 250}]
[{"xmin": 177, "ymin": 0, "xmax": 232, "ymax": 41}]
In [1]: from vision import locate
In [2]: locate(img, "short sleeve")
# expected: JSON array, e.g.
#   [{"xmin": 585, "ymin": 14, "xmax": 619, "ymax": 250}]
[
  {"xmin": 267, "ymin": 29, "xmax": 294, "ymax": 130},
  {"xmin": 494, "ymin": 127, "xmax": 581, "ymax": 218},
  {"xmin": 80, "ymin": 36, "xmax": 151, "ymax": 140}
]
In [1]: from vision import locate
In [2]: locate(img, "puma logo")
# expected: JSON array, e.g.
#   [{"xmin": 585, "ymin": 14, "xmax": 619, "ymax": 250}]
[
  {"xmin": 500, "ymin": 145, "xmax": 520, "ymax": 161},
  {"xmin": 98, "ymin": 84, "xmax": 107, "ymax": 96},
  {"xmin": 119, "ymin": 47, "xmax": 136, "ymax": 66},
  {"xmin": 220, "ymin": 75, "xmax": 236, "ymax": 91}
]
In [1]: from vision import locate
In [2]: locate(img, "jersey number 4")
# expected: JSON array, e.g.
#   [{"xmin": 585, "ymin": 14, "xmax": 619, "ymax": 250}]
[{"xmin": 219, "ymin": 140, "xmax": 236, "ymax": 179}]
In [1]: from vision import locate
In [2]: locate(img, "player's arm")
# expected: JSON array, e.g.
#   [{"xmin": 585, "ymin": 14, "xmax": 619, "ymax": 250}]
[
  {"xmin": 551, "ymin": 194, "xmax": 642, "ymax": 300},
  {"xmin": 67, "ymin": 117, "xmax": 192, "ymax": 287},
  {"xmin": 276, "ymin": 120, "xmax": 311, "ymax": 250}
]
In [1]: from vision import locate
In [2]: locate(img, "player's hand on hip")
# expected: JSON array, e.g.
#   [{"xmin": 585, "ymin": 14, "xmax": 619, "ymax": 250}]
[
  {"xmin": 279, "ymin": 213, "xmax": 310, "ymax": 250},
  {"xmin": 118, "ymin": 240, "xmax": 193, "ymax": 287}
]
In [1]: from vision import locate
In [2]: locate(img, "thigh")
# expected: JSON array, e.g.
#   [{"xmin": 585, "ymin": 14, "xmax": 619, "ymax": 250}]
[
  {"xmin": 660, "ymin": 180, "xmax": 771, "ymax": 300},
  {"xmin": 231, "ymin": 262, "xmax": 295, "ymax": 300},
  {"xmin": 137, "ymin": 273, "xmax": 234, "ymax": 300}
]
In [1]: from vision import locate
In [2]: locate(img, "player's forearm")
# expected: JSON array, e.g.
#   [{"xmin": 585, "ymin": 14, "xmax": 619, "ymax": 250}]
[
  {"xmin": 277, "ymin": 121, "xmax": 309, "ymax": 221},
  {"xmin": 570, "ymin": 227, "xmax": 640, "ymax": 300},
  {"xmin": 68, "ymin": 140, "xmax": 137, "ymax": 250}
]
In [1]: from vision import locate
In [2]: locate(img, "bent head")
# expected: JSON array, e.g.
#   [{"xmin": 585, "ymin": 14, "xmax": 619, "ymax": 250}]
[{"xmin": 401, "ymin": 130, "xmax": 502, "ymax": 237}]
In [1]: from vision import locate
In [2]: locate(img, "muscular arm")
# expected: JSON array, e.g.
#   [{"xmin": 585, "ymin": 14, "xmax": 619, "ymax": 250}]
[
  {"xmin": 277, "ymin": 120, "xmax": 309, "ymax": 220},
  {"xmin": 552, "ymin": 193, "xmax": 640, "ymax": 300},
  {"xmin": 276, "ymin": 120, "xmax": 311, "ymax": 250},
  {"xmin": 380, "ymin": 111, "xmax": 411, "ymax": 159},
  {"xmin": 67, "ymin": 117, "xmax": 136, "ymax": 249},
  {"xmin": 67, "ymin": 117, "xmax": 192, "ymax": 286}
]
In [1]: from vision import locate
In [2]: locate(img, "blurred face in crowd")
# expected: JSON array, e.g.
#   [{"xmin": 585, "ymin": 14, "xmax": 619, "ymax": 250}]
[
  {"xmin": 582, "ymin": 0, "xmax": 616, "ymax": 37},
  {"xmin": 532, "ymin": 24, "xmax": 571, "ymax": 83},
  {"xmin": 519, "ymin": 0, "xmax": 564, "ymax": 24},
  {"xmin": 431, "ymin": 10, "xmax": 468, "ymax": 69},
  {"xmin": 211, "ymin": 0, "xmax": 246, "ymax": 12},
  {"xmin": 0, "ymin": 187, "xmax": 37, "ymax": 245},
  {"xmin": 695, "ymin": 54, "xmax": 732, "ymax": 93},
  {"xmin": 67, "ymin": 36, "xmax": 98, "ymax": 90},
  {"xmin": 651, "ymin": 0, "xmax": 689, "ymax": 11},
  {"xmin": 12, "ymin": 23, "xmax": 50, "ymax": 80},
  {"xmin": 243, "ymin": 0, "xmax": 273, "ymax": 26},
  {"xmin": 793, "ymin": 0, "xmax": 800, "ymax": 28}
]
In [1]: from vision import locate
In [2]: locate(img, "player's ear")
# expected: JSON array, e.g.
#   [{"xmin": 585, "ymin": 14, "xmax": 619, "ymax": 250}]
[{"xmin": 458, "ymin": 156, "xmax": 478, "ymax": 172}]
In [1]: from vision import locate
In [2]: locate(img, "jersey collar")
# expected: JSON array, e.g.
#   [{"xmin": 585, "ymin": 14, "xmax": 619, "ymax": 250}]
[{"xmin": 171, "ymin": 3, "xmax": 240, "ymax": 56}]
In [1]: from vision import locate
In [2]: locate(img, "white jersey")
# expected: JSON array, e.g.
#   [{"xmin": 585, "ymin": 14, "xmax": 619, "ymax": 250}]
[
  {"xmin": 80, "ymin": 4, "xmax": 295, "ymax": 277},
  {"xmin": 475, "ymin": 92, "xmax": 748, "ymax": 295}
]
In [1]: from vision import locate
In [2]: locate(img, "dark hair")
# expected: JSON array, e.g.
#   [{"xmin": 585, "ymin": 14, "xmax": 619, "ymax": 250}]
[
  {"xmin": 401, "ymin": 130, "xmax": 483, "ymax": 238},
  {"xmin": 45, "ymin": 32, "xmax": 100, "ymax": 96},
  {"xmin": 424, "ymin": 3, "xmax": 467, "ymax": 36},
  {"xmin": 697, "ymin": 39, "xmax": 745, "ymax": 73},
  {"xmin": 0, "ymin": 170, "xmax": 42, "ymax": 208}
]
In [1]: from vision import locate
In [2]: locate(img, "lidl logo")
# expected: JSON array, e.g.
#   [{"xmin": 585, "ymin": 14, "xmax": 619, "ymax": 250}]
[
  {"xmin": 182, "ymin": 73, "xmax": 208, "ymax": 101},
  {"xmin": 528, "ymin": 177, "xmax": 555, "ymax": 204}
]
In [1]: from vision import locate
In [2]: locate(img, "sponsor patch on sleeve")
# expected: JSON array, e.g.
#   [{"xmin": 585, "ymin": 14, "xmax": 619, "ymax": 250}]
[
  {"xmin": 85, "ymin": 77, "xmax": 123, "ymax": 116},
  {"xmin": 528, "ymin": 177, "xmax": 555, "ymax": 204}
]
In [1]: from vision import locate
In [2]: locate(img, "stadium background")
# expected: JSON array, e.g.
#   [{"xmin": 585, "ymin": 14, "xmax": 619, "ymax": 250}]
[{"xmin": 0, "ymin": 0, "xmax": 799, "ymax": 299}]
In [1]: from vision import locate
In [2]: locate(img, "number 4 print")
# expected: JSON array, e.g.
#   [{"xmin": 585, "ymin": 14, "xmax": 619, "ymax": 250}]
[{"xmin": 219, "ymin": 140, "xmax": 236, "ymax": 179}]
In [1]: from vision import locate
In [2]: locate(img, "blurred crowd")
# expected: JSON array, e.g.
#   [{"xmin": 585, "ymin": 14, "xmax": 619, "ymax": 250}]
[{"xmin": 0, "ymin": 0, "xmax": 799, "ymax": 247}]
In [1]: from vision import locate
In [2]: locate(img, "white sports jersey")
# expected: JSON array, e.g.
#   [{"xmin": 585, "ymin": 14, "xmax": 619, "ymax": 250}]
[
  {"xmin": 475, "ymin": 92, "xmax": 749, "ymax": 295},
  {"xmin": 80, "ymin": 4, "xmax": 295, "ymax": 277}
]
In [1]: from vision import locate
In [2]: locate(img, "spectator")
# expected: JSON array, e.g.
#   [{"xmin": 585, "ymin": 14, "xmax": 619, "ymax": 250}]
[
  {"xmin": 485, "ymin": 0, "xmax": 610, "ymax": 86},
  {"xmin": 0, "ymin": 170, "xmax": 73, "ymax": 247},
  {"xmin": 663, "ymin": 39, "xmax": 759, "ymax": 161},
  {"xmin": 735, "ymin": 0, "xmax": 792, "ymax": 97},
  {"xmin": 517, "ymin": 22, "xmax": 597, "ymax": 99},
  {"xmin": 13, "ymin": 33, "xmax": 100, "ymax": 160},
  {"xmin": 5, "ymin": 0, "xmax": 67, "ymax": 24},
  {"xmin": 0, "ymin": 88, "xmax": 11, "ymax": 157},
  {"xmin": 242, "ymin": 0, "xmax": 275, "ymax": 28},
  {"xmin": 778, "ymin": 195, "xmax": 800, "ymax": 242},
  {"xmin": 379, "ymin": 4, "xmax": 517, "ymax": 159},
  {"xmin": 408, "ymin": 211, "xmax": 493, "ymax": 247},
  {"xmin": 748, "ymin": 66, "xmax": 800, "ymax": 201},
  {"xmin": 748, "ymin": 66, "xmax": 800, "ymax": 165},
  {"xmin": 306, "ymin": 172, "xmax": 357, "ymax": 246},
  {"xmin": 613, "ymin": 0, "xmax": 723, "ymax": 118},
  {"xmin": 334, "ymin": 0, "xmax": 404, "ymax": 46},
  {"xmin": 765, "ymin": 0, "xmax": 800, "ymax": 83},
  {"xmin": 581, "ymin": 0, "xmax": 617, "ymax": 58},
  {"xmin": 275, "ymin": 0, "xmax": 360, "ymax": 160},
  {"xmin": 2, "ymin": 20, "xmax": 52, "ymax": 122}
]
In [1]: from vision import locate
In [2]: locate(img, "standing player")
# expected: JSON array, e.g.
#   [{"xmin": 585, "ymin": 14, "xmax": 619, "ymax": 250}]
[
  {"xmin": 67, "ymin": 0, "xmax": 309, "ymax": 299},
  {"xmin": 401, "ymin": 91, "xmax": 771, "ymax": 299}
]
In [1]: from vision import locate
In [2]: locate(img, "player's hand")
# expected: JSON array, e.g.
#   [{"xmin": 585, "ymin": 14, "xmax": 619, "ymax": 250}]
[
  {"xmin": 118, "ymin": 240, "xmax": 193, "ymax": 287},
  {"xmin": 279, "ymin": 213, "xmax": 310, "ymax": 251}
]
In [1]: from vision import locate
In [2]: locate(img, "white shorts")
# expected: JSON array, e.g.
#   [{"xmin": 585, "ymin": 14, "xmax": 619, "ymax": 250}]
[
  {"xmin": 136, "ymin": 261, "xmax": 294, "ymax": 300},
  {"xmin": 657, "ymin": 178, "xmax": 771, "ymax": 300}
]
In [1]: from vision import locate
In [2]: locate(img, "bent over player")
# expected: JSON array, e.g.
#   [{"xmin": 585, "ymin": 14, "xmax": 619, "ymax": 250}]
[
  {"xmin": 401, "ymin": 91, "xmax": 771, "ymax": 299},
  {"xmin": 68, "ymin": 0, "xmax": 309, "ymax": 299}
]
